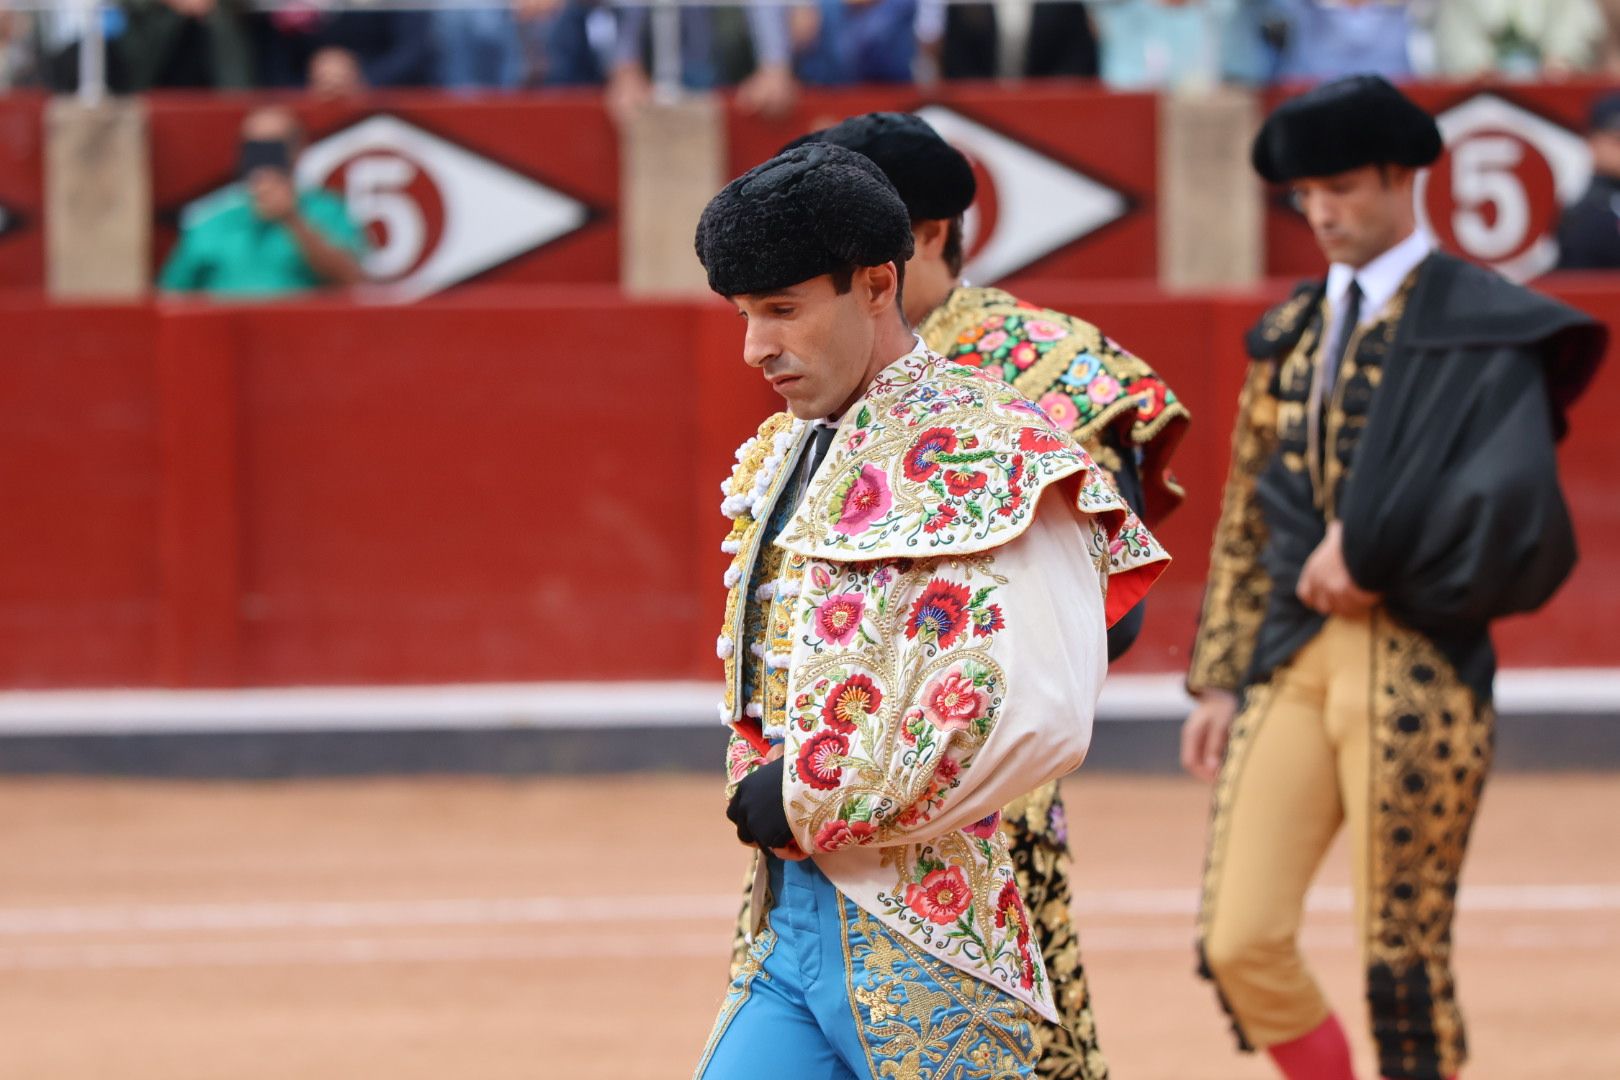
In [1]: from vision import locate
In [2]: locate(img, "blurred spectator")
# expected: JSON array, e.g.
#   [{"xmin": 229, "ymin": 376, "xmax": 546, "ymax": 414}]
[
  {"xmin": 1025, "ymin": 2, "xmax": 1101, "ymax": 78},
  {"xmin": 159, "ymin": 106, "xmax": 367, "ymax": 297},
  {"xmin": 1600, "ymin": 0, "xmax": 1620, "ymax": 73},
  {"xmin": 792, "ymin": 0, "xmax": 919, "ymax": 85},
  {"xmin": 432, "ymin": 5, "xmax": 527, "ymax": 90},
  {"xmin": 1092, "ymin": 0, "xmax": 1227, "ymax": 89},
  {"xmin": 118, "ymin": 0, "xmax": 255, "ymax": 89},
  {"xmin": 0, "ymin": 10, "xmax": 41, "ymax": 90},
  {"xmin": 917, "ymin": 0, "xmax": 991, "ymax": 81},
  {"xmin": 1267, "ymin": 0, "xmax": 1415, "ymax": 83},
  {"xmin": 254, "ymin": 7, "xmax": 435, "ymax": 97},
  {"xmin": 1432, "ymin": 0, "xmax": 1605, "ymax": 78},
  {"xmin": 428, "ymin": 0, "xmax": 613, "ymax": 91},
  {"xmin": 607, "ymin": 2, "xmax": 802, "ymax": 120},
  {"xmin": 1556, "ymin": 93, "xmax": 1620, "ymax": 270}
]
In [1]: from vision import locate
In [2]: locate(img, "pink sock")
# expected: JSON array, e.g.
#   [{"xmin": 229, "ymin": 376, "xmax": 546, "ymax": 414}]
[{"xmin": 1267, "ymin": 1013, "xmax": 1355, "ymax": 1080}]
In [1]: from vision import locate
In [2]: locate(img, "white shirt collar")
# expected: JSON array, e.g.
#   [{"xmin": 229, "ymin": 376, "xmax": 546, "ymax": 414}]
[{"xmin": 1326, "ymin": 229, "xmax": 1435, "ymax": 324}]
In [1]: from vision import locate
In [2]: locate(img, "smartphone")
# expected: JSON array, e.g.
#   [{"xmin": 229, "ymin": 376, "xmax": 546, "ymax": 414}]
[{"xmin": 239, "ymin": 138, "xmax": 292, "ymax": 178}]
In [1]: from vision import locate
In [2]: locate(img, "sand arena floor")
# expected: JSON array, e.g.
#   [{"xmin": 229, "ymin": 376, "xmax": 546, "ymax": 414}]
[{"xmin": 0, "ymin": 772, "xmax": 1615, "ymax": 1079}]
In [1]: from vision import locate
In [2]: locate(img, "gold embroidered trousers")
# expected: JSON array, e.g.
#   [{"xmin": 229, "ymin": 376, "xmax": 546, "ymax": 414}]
[{"xmin": 1197, "ymin": 610, "xmax": 1492, "ymax": 1080}]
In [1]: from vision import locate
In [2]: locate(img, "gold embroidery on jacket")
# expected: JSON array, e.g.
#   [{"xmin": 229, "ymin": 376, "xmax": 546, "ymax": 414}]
[{"xmin": 1186, "ymin": 361, "xmax": 1278, "ymax": 694}]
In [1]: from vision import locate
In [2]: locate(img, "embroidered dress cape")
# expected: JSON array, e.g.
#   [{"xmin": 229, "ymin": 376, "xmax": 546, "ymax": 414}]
[{"xmin": 716, "ymin": 345, "xmax": 1169, "ymax": 1022}]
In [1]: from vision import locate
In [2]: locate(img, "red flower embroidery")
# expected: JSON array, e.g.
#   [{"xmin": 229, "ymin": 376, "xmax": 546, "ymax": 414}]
[
  {"xmin": 795, "ymin": 730, "xmax": 849, "ymax": 791},
  {"xmin": 995, "ymin": 493, "xmax": 1024, "ymax": 519},
  {"xmin": 814, "ymin": 595, "xmax": 865, "ymax": 647},
  {"xmin": 923, "ymin": 505, "xmax": 959, "ymax": 534},
  {"xmin": 973, "ymin": 604, "xmax": 1005, "ymax": 638},
  {"xmin": 900, "ymin": 708, "xmax": 925, "ymax": 745},
  {"xmin": 903, "ymin": 427, "xmax": 958, "ymax": 482},
  {"xmin": 964, "ymin": 810, "xmax": 1001, "ymax": 839},
  {"xmin": 935, "ymin": 755, "xmax": 961, "ymax": 786},
  {"xmin": 906, "ymin": 579, "xmax": 972, "ymax": 647},
  {"xmin": 905, "ymin": 866, "xmax": 972, "ymax": 925},
  {"xmin": 921, "ymin": 669, "xmax": 988, "ymax": 732},
  {"xmin": 944, "ymin": 469, "xmax": 988, "ymax": 496},
  {"xmin": 995, "ymin": 881, "xmax": 1031, "ymax": 941},
  {"xmin": 1018, "ymin": 427, "xmax": 1065, "ymax": 453},
  {"xmin": 813, "ymin": 818, "xmax": 877, "ymax": 851},
  {"xmin": 822, "ymin": 674, "xmax": 882, "ymax": 733}
]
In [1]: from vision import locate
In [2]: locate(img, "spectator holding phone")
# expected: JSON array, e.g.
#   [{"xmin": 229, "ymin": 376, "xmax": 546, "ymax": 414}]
[{"xmin": 159, "ymin": 106, "xmax": 368, "ymax": 297}]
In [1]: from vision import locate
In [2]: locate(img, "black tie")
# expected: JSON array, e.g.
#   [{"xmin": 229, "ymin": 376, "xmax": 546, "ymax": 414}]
[
  {"xmin": 806, "ymin": 423, "xmax": 838, "ymax": 479},
  {"xmin": 1324, "ymin": 280, "xmax": 1363, "ymax": 397},
  {"xmin": 782, "ymin": 423, "xmax": 839, "ymax": 519}
]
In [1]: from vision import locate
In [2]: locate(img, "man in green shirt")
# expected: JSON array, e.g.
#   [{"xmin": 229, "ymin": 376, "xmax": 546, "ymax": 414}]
[{"xmin": 159, "ymin": 105, "xmax": 368, "ymax": 298}]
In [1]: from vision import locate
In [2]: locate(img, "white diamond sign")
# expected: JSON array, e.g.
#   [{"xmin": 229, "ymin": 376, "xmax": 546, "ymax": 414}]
[
  {"xmin": 289, "ymin": 114, "xmax": 588, "ymax": 300},
  {"xmin": 1417, "ymin": 93, "xmax": 1592, "ymax": 282},
  {"xmin": 913, "ymin": 105, "xmax": 1129, "ymax": 284}
]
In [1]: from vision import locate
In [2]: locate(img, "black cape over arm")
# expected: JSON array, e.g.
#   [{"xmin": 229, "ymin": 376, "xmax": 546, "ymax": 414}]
[{"xmin": 1335, "ymin": 253, "xmax": 1606, "ymax": 699}]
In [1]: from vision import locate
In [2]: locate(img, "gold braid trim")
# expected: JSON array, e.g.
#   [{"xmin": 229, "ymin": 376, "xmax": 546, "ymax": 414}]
[{"xmin": 1186, "ymin": 360, "xmax": 1278, "ymax": 695}]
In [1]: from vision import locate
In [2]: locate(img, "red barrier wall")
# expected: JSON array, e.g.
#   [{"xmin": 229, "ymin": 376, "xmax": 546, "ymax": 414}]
[{"xmin": 0, "ymin": 283, "xmax": 1613, "ymax": 689}]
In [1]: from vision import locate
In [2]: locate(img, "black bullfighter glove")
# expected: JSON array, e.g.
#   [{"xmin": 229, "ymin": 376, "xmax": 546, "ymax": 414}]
[{"xmin": 726, "ymin": 756, "xmax": 794, "ymax": 851}]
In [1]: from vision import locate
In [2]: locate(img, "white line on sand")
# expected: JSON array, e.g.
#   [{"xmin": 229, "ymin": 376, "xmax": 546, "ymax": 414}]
[
  {"xmin": 3, "ymin": 884, "xmax": 1618, "ymax": 937},
  {"xmin": 2, "ymin": 922, "xmax": 1618, "ymax": 972},
  {"xmin": 2, "ymin": 669, "xmax": 1618, "ymax": 735}
]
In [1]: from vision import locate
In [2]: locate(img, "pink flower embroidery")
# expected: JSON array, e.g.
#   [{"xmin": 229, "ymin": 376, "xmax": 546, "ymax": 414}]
[
  {"xmin": 833, "ymin": 465, "xmax": 893, "ymax": 535},
  {"xmin": 906, "ymin": 866, "xmax": 972, "ymax": 925},
  {"xmin": 1010, "ymin": 341, "xmax": 1039, "ymax": 370},
  {"xmin": 977, "ymin": 329, "xmax": 1009, "ymax": 354},
  {"xmin": 1025, "ymin": 319, "xmax": 1067, "ymax": 342},
  {"xmin": 921, "ymin": 669, "xmax": 988, "ymax": 731},
  {"xmin": 813, "ymin": 818, "xmax": 877, "ymax": 851},
  {"xmin": 727, "ymin": 739, "xmax": 762, "ymax": 784},
  {"xmin": 1037, "ymin": 391, "xmax": 1080, "ymax": 430},
  {"xmin": 1088, "ymin": 373, "xmax": 1122, "ymax": 406},
  {"xmin": 814, "ymin": 595, "xmax": 865, "ymax": 646}
]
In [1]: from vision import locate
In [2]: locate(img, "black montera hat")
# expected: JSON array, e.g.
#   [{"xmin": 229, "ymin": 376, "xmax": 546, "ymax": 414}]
[
  {"xmin": 694, "ymin": 143, "xmax": 915, "ymax": 298},
  {"xmin": 787, "ymin": 112, "xmax": 976, "ymax": 221},
  {"xmin": 1251, "ymin": 74, "xmax": 1443, "ymax": 184}
]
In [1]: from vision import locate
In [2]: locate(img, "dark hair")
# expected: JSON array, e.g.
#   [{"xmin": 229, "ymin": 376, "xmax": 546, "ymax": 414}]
[
  {"xmin": 943, "ymin": 216, "xmax": 965, "ymax": 277},
  {"xmin": 902, "ymin": 216, "xmax": 965, "ymax": 277},
  {"xmin": 829, "ymin": 262, "xmax": 908, "ymax": 321}
]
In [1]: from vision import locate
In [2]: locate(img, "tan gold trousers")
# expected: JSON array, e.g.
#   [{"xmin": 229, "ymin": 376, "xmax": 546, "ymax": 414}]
[{"xmin": 1197, "ymin": 610, "xmax": 1493, "ymax": 1080}]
